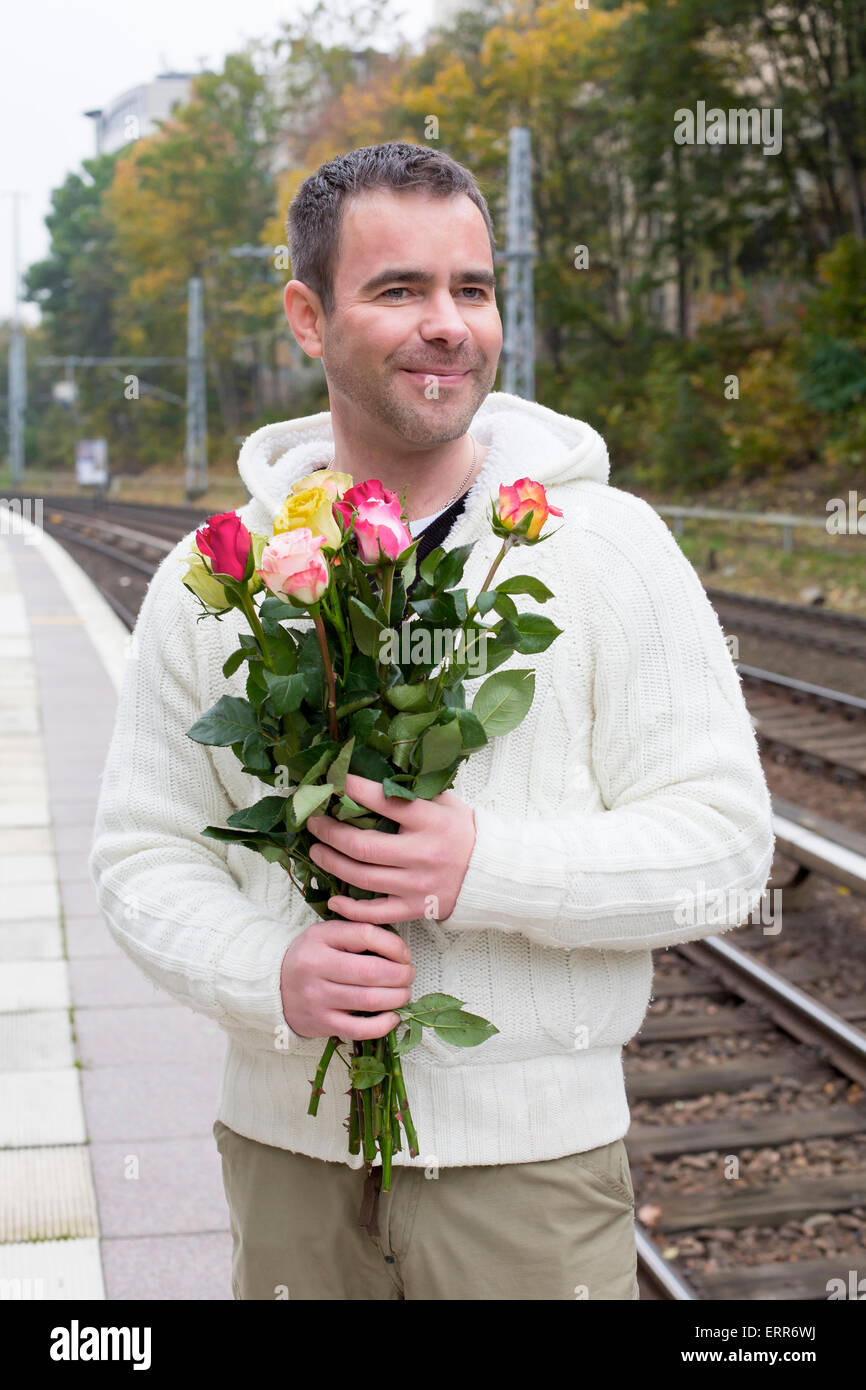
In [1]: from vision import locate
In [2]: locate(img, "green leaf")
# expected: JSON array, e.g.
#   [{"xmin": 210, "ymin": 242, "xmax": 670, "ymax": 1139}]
[
  {"xmin": 419, "ymin": 545, "xmax": 446, "ymax": 585},
  {"xmin": 328, "ymin": 736, "xmax": 355, "ymax": 793},
  {"xmin": 474, "ymin": 590, "xmax": 499, "ymax": 617},
  {"xmin": 226, "ymin": 795, "xmax": 289, "ymax": 832},
  {"xmin": 472, "ymin": 669, "xmax": 535, "ymax": 736},
  {"xmin": 413, "ymin": 765, "xmax": 459, "ymax": 799},
  {"xmin": 392, "ymin": 1016, "xmax": 422, "ymax": 1055},
  {"xmin": 382, "ymin": 777, "xmax": 417, "ymax": 801},
  {"xmin": 419, "ymin": 719, "xmax": 463, "ymax": 774},
  {"xmin": 490, "ymin": 591, "xmax": 517, "ymax": 621},
  {"xmin": 400, "ymin": 538, "xmax": 421, "ymax": 591},
  {"xmin": 405, "ymin": 992, "xmax": 466, "ymax": 1016},
  {"xmin": 299, "ymin": 744, "xmax": 339, "ymax": 786},
  {"xmin": 456, "ymin": 707, "xmax": 488, "ymax": 751},
  {"xmin": 268, "ymin": 629, "xmax": 299, "ymax": 675},
  {"xmin": 246, "ymin": 664, "xmax": 268, "ymax": 706},
  {"xmin": 298, "ymin": 631, "xmax": 326, "ymax": 708},
  {"xmin": 240, "ymin": 730, "xmax": 273, "ymax": 774},
  {"xmin": 187, "ymin": 696, "xmax": 260, "ymax": 746},
  {"xmin": 259, "ymin": 594, "xmax": 309, "ymax": 628},
  {"xmin": 494, "ymin": 575, "xmax": 554, "ymax": 602},
  {"xmin": 384, "ymin": 682, "xmax": 431, "ymax": 712},
  {"xmin": 263, "ymin": 670, "xmax": 307, "ymax": 715},
  {"xmin": 388, "ymin": 710, "xmax": 439, "ymax": 771},
  {"xmin": 222, "ymin": 647, "xmax": 247, "ymax": 678},
  {"xmin": 349, "ymin": 1054, "xmax": 387, "ymax": 1089},
  {"xmin": 433, "ymin": 543, "xmax": 474, "ymax": 591},
  {"xmin": 348, "ymin": 596, "xmax": 383, "ymax": 658},
  {"xmin": 508, "ymin": 613, "xmax": 563, "ymax": 654},
  {"xmin": 348, "ymin": 744, "xmax": 394, "ymax": 784},
  {"xmin": 432, "ymin": 1009, "xmax": 499, "ymax": 1047},
  {"xmin": 291, "ymin": 781, "xmax": 334, "ymax": 826}
]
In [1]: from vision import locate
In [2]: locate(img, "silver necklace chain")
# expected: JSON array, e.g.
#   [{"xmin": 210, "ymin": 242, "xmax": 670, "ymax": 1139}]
[{"xmin": 323, "ymin": 433, "xmax": 478, "ymax": 513}]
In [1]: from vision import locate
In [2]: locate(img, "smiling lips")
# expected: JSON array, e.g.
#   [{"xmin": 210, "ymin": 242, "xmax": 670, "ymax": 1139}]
[{"xmin": 400, "ymin": 367, "xmax": 469, "ymax": 382}]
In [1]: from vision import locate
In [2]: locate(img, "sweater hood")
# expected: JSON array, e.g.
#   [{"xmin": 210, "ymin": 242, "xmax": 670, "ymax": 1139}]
[{"xmin": 236, "ymin": 390, "xmax": 610, "ymax": 520}]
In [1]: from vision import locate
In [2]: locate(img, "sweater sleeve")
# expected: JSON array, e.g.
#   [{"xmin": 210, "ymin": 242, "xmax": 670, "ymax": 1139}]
[
  {"xmin": 87, "ymin": 539, "xmax": 315, "ymax": 1055},
  {"xmin": 440, "ymin": 496, "xmax": 776, "ymax": 951}
]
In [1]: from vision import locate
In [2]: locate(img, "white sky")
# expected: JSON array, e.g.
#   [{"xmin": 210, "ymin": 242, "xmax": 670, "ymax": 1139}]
[{"xmin": 1, "ymin": 0, "xmax": 437, "ymax": 326}]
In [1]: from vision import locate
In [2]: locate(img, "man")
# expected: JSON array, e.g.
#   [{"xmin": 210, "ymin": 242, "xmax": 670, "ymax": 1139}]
[{"xmin": 89, "ymin": 141, "xmax": 775, "ymax": 1301}]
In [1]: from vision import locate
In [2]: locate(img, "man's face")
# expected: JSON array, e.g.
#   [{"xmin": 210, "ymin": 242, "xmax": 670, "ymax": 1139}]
[{"xmin": 314, "ymin": 188, "xmax": 502, "ymax": 446}]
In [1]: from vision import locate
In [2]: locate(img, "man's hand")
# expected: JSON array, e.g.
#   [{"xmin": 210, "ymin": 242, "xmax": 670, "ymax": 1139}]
[
  {"xmin": 307, "ymin": 773, "xmax": 476, "ymax": 925},
  {"xmin": 280, "ymin": 918, "xmax": 416, "ymax": 1041}
]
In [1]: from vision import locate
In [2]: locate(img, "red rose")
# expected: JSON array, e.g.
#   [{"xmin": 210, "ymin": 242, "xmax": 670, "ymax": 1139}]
[{"xmin": 195, "ymin": 512, "xmax": 252, "ymax": 581}]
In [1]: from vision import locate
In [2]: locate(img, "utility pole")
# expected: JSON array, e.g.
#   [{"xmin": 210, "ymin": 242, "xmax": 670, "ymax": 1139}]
[
  {"xmin": 3, "ymin": 192, "xmax": 27, "ymax": 485},
  {"xmin": 501, "ymin": 127, "xmax": 535, "ymax": 401},
  {"xmin": 184, "ymin": 275, "xmax": 207, "ymax": 500}
]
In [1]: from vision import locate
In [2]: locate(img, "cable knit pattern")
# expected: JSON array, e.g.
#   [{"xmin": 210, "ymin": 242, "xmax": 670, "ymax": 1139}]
[{"xmin": 88, "ymin": 392, "xmax": 775, "ymax": 1168}]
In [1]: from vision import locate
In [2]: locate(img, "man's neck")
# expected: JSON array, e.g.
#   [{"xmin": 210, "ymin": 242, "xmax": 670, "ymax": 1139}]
[{"xmin": 326, "ymin": 420, "xmax": 488, "ymax": 521}]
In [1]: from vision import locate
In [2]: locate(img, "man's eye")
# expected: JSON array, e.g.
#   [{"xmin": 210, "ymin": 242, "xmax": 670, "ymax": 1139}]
[{"xmin": 381, "ymin": 287, "xmax": 409, "ymax": 300}]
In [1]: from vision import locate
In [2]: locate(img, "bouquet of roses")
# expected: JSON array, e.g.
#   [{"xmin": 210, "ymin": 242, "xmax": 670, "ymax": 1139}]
[{"xmin": 181, "ymin": 468, "xmax": 562, "ymax": 1189}]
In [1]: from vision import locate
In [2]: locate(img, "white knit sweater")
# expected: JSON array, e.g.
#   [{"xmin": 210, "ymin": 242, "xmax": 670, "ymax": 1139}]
[{"xmin": 88, "ymin": 391, "xmax": 776, "ymax": 1168}]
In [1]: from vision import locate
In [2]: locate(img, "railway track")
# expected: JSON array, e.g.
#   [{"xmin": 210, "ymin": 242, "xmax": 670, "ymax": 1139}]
[
  {"xmin": 739, "ymin": 667, "xmax": 866, "ymax": 784},
  {"xmin": 634, "ymin": 804, "xmax": 866, "ymax": 1300}
]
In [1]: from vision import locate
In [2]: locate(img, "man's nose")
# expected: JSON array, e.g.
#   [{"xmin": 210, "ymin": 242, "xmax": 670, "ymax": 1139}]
[{"xmin": 417, "ymin": 289, "xmax": 471, "ymax": 344}]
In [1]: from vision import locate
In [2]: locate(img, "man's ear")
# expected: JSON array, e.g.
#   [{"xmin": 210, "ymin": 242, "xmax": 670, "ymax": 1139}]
[{"xmin": 284, "ymin": 279, "xmax": 325, "ymax": 360}]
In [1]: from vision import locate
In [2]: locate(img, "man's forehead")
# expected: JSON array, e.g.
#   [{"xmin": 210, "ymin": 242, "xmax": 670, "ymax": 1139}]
[{"xmin": 335, "ymin": 188, "xmax": 491, "ymax": 285}]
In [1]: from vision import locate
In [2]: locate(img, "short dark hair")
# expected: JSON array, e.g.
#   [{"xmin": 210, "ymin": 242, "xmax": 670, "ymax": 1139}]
[{"xmin": 287, "ymin": 141, "xmax": 497, "ymax": 317}]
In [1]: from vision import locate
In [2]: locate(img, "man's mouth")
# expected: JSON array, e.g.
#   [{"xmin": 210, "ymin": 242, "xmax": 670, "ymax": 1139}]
[{"xmin": 399, "ymin": 368, "xmax": 470, "ymax": 383}]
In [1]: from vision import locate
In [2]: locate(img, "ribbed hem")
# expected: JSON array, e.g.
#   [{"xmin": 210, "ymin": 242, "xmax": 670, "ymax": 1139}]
[{"xmin": 216, "ymin": 1042, "xmax": 631, "ymax": 1169}]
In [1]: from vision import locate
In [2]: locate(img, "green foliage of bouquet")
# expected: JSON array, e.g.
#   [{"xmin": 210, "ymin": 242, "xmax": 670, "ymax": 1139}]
[{"xmin": 181, "ymin": 468, "xmax": 563, "ymax": 1186}]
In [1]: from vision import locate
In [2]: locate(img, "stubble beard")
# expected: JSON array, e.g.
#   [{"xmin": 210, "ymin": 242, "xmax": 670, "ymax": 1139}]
[{"xmin": 323, "ymin": 337, "xmax": 498, "ymax": 447}]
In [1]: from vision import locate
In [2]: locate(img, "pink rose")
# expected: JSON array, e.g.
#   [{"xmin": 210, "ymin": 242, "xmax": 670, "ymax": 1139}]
[
  {"xmin": 195, "ymin": 512, "xmax": 252, "ymax": 580},
  {"xmin": 258, "ymin": 528, "xmax": 329, "ymax": 606},
  {"xmin": 497, "ymin": 479, "xmax": 563, "ymax": 541},
  {"xmin": 334, "ymin": 479, "xmax": 412, "ymax": 564}
]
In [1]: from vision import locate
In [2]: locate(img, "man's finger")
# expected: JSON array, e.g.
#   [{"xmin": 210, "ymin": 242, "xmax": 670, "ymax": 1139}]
[
  {"xmin": 328, "ymin": 893, "xmax": 415, "ymax": 925},
  {"xmin": 309, "ymin": 841, "xmax": 404, "ymax": 895},
  {"xmin": 342, "ymin": 773, "xmax": 425, "ymax": 824},
  {"xmin": 307, "ymin": 814, "xmax": 411, "ymax": 867}
]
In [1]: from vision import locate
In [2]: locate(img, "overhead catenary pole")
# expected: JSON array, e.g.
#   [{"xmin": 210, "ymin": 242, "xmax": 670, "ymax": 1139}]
[
  {"xmin": 4, "ymin": 191, "xmax": 27, "ymax": 485},
  {"xmin": 501, "ymin": 127, "xmax": 535, "ymax": 401},
  {"xmin": 184, "ymin": 275, "xmax": 207, "ymax": 500}
]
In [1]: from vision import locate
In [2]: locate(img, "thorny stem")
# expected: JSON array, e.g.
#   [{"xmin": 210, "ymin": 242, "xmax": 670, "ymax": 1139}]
[
  {"xmin": 313, "ymin": 610, "xmax": 339, "ymax": 741},
  {"xmin": 238, "ymin": 587, "xmax": 275, "ymax": 669}
]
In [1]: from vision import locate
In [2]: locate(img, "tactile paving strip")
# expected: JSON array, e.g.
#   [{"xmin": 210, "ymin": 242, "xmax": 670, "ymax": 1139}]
[
  {"xmin": 0, "ymin": 1237, "xmax": 105, "ymax": 1299},
  {"xmin": 0, "ymin": 1146, "xmax": 100, "ymax": 1242},
  {"xmin": 0, "ymin": 1010, "xmax": 75, "ymax": 1070}
]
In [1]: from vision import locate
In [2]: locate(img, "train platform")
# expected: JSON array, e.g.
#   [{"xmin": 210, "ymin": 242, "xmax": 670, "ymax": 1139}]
[{"xmin": 0, "ymin": 511, "xmax": 232, "ymax": 1301}]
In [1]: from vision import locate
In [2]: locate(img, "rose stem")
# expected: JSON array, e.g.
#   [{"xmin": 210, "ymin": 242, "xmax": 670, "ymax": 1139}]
[
  {"xmin": 390, "ymin": 1042, "xmax": 419, "ymax": 1158},
  {"xmin": 237, "ymin": 588, "xmax": 275, "ymax": 669},
  {"xmin": 307, "ymin": 1034, "xmax": 339, "ymax": 1116},
  {"xmin": 312, "ymin": 611, "xmax": 339, "ymax": 741},
  {"xmin": 360, "ymin": 1041, "xmax": 377, "ymax": 1163},
  {"xmin": 380, "ymin": 1035, "xmax": 394, "ymax": 1190}
]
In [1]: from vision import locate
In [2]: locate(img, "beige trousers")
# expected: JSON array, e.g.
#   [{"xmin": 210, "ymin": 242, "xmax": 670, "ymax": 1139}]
[{"xmin": 213, "ymin": 1119, "xmax": 639, "ymax": 1301}]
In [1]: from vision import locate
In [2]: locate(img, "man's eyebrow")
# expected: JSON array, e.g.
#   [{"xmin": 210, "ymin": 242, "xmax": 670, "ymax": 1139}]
[{"xmin": 358, "ymin": 267, "xmax": 497, "ymax": 293}]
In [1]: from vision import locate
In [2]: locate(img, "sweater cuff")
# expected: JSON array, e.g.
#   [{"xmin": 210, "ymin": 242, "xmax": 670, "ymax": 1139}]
[
  {"xmin": 211, "ymin": 918, "xmax": 307, "ymax": 1052},
  {"xmin": 440, "ymin": 805, "xmax": 567, "ymax": 933}
]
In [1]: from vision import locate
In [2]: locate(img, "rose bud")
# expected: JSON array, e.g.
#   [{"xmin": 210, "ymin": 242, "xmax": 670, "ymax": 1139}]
[
  {"xmin": 195, "ymin": 512, "xmax": 253, "ymax": 580},
  {"xmin": 258, "ymin": 528, "xmax": 330, "ymax": 606},
  {"xmin": 495, "ymin": 479, "xmax": 563, "ymax": 541},
  {"xmin": 274, "ymin": 484, "xmax": 343, "ymax": 551},
  {"xmin": 290, "ymin": 469, "xmax": 354, "ymax": 502},
  {"xmin": 334, "ymin": 479, "xmax": 413, "ymax": 564},
  {"xmin": 181, "ymin": 548, "xmax": 234, "ymax": 612}
]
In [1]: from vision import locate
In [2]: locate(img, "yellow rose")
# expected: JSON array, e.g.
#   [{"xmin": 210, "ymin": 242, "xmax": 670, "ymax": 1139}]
[
  {"xmin": 291, "ymin": 468, "xmax": 354, "ymax": 501},
  {"xmin": 273, "ymin": 485, "xmax": 342, "ymax": 550}
]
